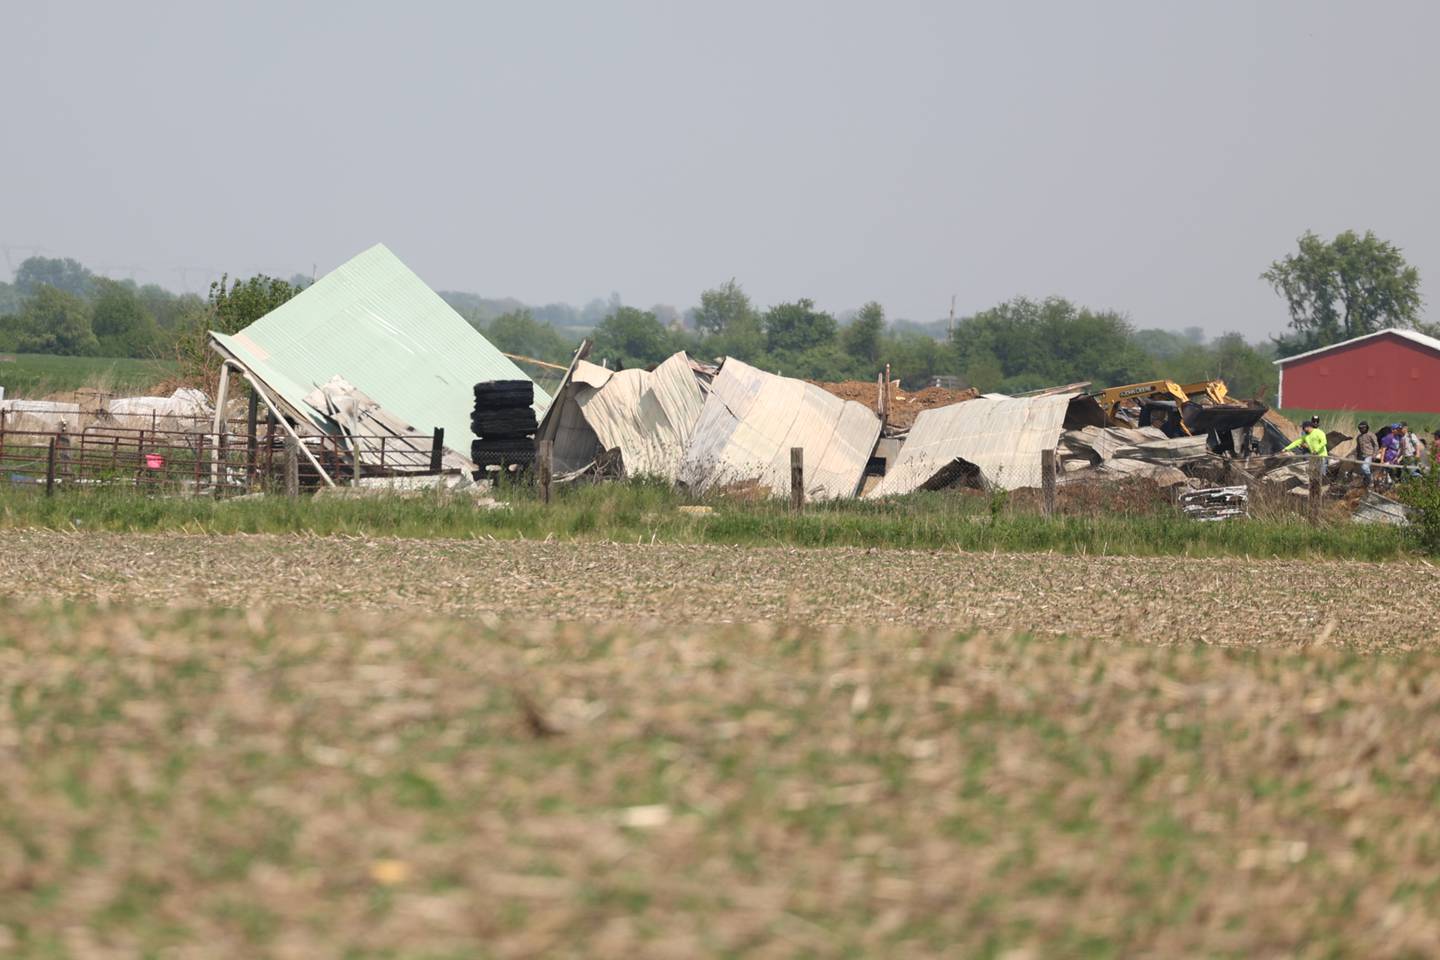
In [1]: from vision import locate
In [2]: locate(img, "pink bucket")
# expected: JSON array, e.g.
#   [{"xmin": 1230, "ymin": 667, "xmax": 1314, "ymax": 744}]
[{"xmin": 144, "ymin": 454, "xmax": 165, "ymax": 470}]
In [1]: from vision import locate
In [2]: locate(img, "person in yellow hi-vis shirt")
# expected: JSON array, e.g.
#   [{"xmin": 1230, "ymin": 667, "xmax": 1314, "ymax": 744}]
[{"xmin": 1283, "ymin": 416, "xmax": 1329, "ymax": 478}]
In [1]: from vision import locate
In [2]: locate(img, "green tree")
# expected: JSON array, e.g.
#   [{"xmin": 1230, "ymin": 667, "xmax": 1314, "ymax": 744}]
[
  {"xmin": 1263, "ymin": 230, "xmax": 1423, "ymax": 354},
  {"xmin": 879, "ymin": 330, "xmax": 952, "ymax": 389},
  {"xmin": 950, "ymin": 296, "xmax": 1152, "ymax": 391},
  {"xmin": 693, "ymin": 279, "xmax": 756, "ymax": 336},
  {"xmin": 14, "ymin": 256, "xmax": 94, "ymax": 298},
  {"xmin": 15, "ymin": 286, "xmax": 99, "ymax": 355},
  {"xmin": 206, "ymin": 274, "xmax": 302, "ymax": 335},
  {"xmin": 91, "ymin": 278, "xmax": 160, "ymax": 357},
  {"xmin": 0, "ymin": 280, "xmax": 21, "ymax": 316},
  {"xmin": 762, "ymin": 298, "xmax": 837, "ymax": 355},
  {"xmin": 591, "ymin": 306, "xmax": 674, "ymax": 369},
  {"xmin": 171, "ymin": 273, "xmax": 303, "ymax": 393},
  {"xmin": 841, "ymin": 301, "xmax": 885, "ymax": 365},
  {"xmin": 484, "ymin": 309, "xmax": 573, "ymax": 365}
]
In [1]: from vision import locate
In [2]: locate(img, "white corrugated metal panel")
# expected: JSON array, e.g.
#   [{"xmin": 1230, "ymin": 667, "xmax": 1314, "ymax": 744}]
[
  {"xmin": 570, "ymin": 352, "xmax": 705, "ymax": 481},
  {"xmin": 867, "ymin": 393, "xmax": 1077, "ymax": 496},
  {"xmin": 210, "ymin": 244, "xmax": 548, "ymax": 454},
  {"xmin": 678, "ymin": 358, "xmax": 881, "ymax": 500}
]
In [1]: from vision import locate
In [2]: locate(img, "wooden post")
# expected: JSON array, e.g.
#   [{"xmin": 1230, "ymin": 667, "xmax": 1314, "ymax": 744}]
[
  {"xmin": 790, "ymin": 446, "xmax": 804, "ymax": 513},
  {"xmin": 538, "ymin": 438, "xmax": 554, "ymax": 504},
  {"xmin": 1308, "ymin": 456, "xmax": 1322, "ymax": 525},
  {"xmin": 352, "ymin": 439, "xmax": 363, "ymax": 486},
  {"xmin": 1041, "ymin": 448, "xmax": 1057, "ymax": 517},
  {"xmin": 875, "ymin": 364, "xmax": 887, "ymax": 428},
  {"xmin": 283, "ymin": 435, "xmax": 299, "ymax": 498},
  {"xmin": 45, "ymin": 437, "xmax": 57, "ymax": 497},
  {"xmin": 876, "ymin": 371, "xmax": 886, "ymax": 428},
  {"xmin": 430, "ymin": 427, "xmax": 444, "ymax": 473},
  {"xmin": 246, "ymin": 390, "xmax": 259, "ymax": 489}
]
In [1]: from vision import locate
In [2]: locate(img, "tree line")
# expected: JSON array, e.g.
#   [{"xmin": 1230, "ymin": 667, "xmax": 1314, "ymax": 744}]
[
  {"xmin": 0, "ymin": 257, "xmax": 305, "ymax": 361},
  {"xmin": 478, "ymin": 284, "xmax": 1281, "ymax": 399},
  {"xmin": 1, "ymin": 227, "xmax": 1423, "ymax": 402}
]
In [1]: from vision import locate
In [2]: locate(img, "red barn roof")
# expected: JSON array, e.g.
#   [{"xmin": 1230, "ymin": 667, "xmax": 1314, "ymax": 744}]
[{"xmin": 1273, "ymin": 328, "xmax": 1440, "ymax": 365}]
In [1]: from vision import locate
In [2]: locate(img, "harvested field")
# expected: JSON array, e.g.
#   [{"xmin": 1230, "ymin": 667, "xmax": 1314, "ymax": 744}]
[
  {"xmin": 0, "ymin": 531, "xmax": 1430, "ymax": 648},
  {"xmin": 4, "ymin": 604, "xmax": 1440, "ymax": 957},
  {"xmin": 813, "ymin": 380, "xmax": 979, "ymax": 430}
]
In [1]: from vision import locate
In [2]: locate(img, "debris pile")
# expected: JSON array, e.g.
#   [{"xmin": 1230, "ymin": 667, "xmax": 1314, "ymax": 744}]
[
  {"xmin": 813, "ymin": 380, "xmax": 979, "ymax": 430},
  {"xmin": 471, "ymin": 380, "xmax": 537, "ymax": 469},
  {"xmin": 1180, "ymin": 486, "xmax": 1248, "ymax": 521}
]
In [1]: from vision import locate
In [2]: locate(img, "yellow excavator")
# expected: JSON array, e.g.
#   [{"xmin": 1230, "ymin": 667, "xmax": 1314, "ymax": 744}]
[{"xmin": 1092, "ymin": 379, "xmax": 1269, "ymax": 454}]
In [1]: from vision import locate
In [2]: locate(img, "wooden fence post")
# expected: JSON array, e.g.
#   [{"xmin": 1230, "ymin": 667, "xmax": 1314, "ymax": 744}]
[
  {"xmin": 284, "ymin": 435, "xmax": 300, "ymax": 498},
  {"xmin": 1308, "ymin": 456, "xmax": 1322, "ymax": 526},
  {"xmin": 1041, "ymin": 448, "xmax": 1057, "ymax": 517},
  {"xmin": 790, "ymin": 446, "xmax": 805, "ymax": 514},
  {"xmin": 430, "ymin": 427, "xmax": 444, "ymax": 474},
  {"xmin": 538, "ymin": 439, "xmax": 554, "ymax": 504},
  {"xmin": 45, "ymin": 437, "xmax": 57, "ymax": 497}
]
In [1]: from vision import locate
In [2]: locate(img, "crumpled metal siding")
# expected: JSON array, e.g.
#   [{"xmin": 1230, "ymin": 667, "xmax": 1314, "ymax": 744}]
[
  {"xmin": 867, "ymin": 393, "xmax": 1077, "ymax": 496},
  {"xmin": 572, "ymin": 352, "xmax": 705, "ymax": 481},
  {"xmin": 678, "ymin": 358, "xmax": 881, "ymax": 500},
  {"xmin": 210, "ymin": 244, "xmax": 547, "ymax": 451}
]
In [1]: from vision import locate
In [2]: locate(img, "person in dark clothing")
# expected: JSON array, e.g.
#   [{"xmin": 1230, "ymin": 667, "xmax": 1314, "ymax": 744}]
[{"xmin": 1355, "ymin": 421, "xmax": 1379, "ymax": 487}]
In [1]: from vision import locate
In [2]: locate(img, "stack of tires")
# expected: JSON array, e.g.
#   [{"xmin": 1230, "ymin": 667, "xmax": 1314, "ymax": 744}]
[{"xmin": 471, "ymin": 380, "xmax": 537, "ymax": 472}]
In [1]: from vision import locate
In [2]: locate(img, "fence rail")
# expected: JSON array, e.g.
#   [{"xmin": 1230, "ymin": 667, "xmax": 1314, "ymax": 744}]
[{"xmin": 0, "ymin": 413, "xmax": 451, "ymax": 497}]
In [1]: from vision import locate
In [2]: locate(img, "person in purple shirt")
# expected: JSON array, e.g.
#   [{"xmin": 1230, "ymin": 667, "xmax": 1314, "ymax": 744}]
[{"xmin": 1381, "ymin": 423, "xmax": 1404, "ymax": 469}]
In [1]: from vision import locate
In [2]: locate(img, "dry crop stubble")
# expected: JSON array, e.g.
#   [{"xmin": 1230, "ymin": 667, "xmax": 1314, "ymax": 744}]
[
  {"xmin": 0, "ymin": 531, "xmax": 1433, "ymax": 648},
  {"xmin": 2, "ymin": 607, "xmax": 1440, "ymax": 957}
]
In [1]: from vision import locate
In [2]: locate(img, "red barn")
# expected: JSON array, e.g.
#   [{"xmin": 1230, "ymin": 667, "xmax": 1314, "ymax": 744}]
[{"xmin": 1275, "ymin": 328, "xmax": 1440, "ymax": 413}]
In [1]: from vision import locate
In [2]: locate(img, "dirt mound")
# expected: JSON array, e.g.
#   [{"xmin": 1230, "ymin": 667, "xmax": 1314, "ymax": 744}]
[{"xmin": 813, "ymin": 380, "xmax": 978, "ymax": 430}]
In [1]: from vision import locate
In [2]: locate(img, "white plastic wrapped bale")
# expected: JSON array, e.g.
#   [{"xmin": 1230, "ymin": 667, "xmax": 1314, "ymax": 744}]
[
  {"xmin": 677, "ymin": 358, "xmax": 881, "ymax": 500},
  {"xmin": 106, "ymin": 388, "xmax": 212, "ymax": 420}
]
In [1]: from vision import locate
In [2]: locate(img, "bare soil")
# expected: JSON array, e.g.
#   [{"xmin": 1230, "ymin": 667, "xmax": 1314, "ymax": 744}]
[
  {"xmin": 0, "ymin": 531, "xmax": 1432, "ymax": 649},
  {"xmin": 812, "ymin": 380, "xmax": 979, "ymax": 430}
]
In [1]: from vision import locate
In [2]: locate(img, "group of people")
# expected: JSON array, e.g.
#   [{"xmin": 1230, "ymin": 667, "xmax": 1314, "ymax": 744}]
[{"xmin": 1286, "ymin": 416, "xmax": 1440, "ymax": 487}]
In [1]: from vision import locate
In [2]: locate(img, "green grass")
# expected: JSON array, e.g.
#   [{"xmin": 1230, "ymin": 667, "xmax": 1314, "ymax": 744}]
[
  {"xmin": 1281, "ymin": 407, "xmax": 1440, "ymax": 432},
  {"xmin": 0, "ymin": 353, "xmax": 176, "ymax": 397},
  {"xmin": 0, "ymin": 478, "xmax": 1412, "ymax": 560}
]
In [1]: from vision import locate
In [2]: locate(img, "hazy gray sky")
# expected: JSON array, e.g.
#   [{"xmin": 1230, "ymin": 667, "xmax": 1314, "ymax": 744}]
[{"xmin": 4, "ymin": 1, "xmax": 1437, "ymax": 336}]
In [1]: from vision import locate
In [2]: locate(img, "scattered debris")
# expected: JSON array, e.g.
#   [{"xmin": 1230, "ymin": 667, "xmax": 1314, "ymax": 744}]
[
  {"xmin": 1352, "ymin": 492, "xmax": 1412, "ymax": 526},
  {"xmin": 1180, "ymin": 486, "xmax": 1249, "ymax": 521}
]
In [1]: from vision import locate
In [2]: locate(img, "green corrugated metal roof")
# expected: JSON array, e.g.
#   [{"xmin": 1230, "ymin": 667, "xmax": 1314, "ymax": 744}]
[{"xmin": 211, "ymin": 244, "xmax": 548, "ymax": 448}]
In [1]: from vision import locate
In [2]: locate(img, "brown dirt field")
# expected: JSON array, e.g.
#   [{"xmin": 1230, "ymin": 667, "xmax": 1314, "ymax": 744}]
[
  {"xmin": 812, "ymin": 380, "xmax": 978, "ymax": 430},
  {"xmin": 0, "ymin": 531, "xmax": 1433, "ymax": 649}
]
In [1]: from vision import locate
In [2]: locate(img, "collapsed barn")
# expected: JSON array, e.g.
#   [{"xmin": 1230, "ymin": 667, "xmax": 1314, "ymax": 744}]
[{"xmin": 0, "ymin": 242, "xmax": 1409, "ymax": 523}]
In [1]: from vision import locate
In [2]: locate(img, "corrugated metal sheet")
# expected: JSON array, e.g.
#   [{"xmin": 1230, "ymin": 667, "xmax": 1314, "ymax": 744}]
[
  {"xmin": 210, "ymin": 244, "xmax": 548, "ymax": 453},
  {"xmin": 570, "ymin": 352, "xmax": 705, "ymax": 481},
  {"xmin": 678, "ymin": 358, "xmax": 881, "ymax": 500},
  {"xmin": 868, "ymin": 393, "xmax": 1084, "ymax": 496}
]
